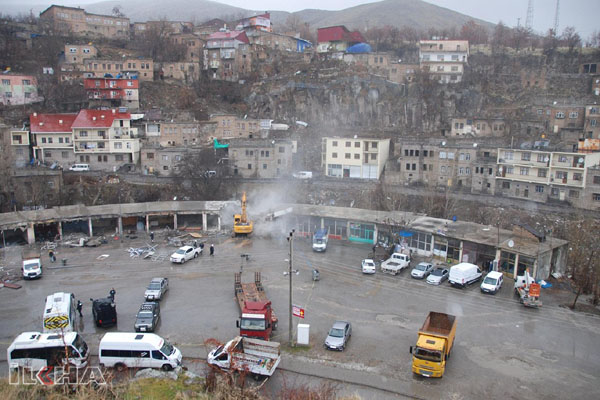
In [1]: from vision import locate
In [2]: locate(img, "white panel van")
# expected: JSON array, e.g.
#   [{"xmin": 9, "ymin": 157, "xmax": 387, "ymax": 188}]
[
  {"xmin": 69, "ymin": 164, "xmax": 90, "ymax": 171},
  {"xmin": 448, "ymin": 263, "xmax": 482, "ymax": 288},
  {"xmin": 98, "ymin": 332, "xmax": 182, "ymax": 371}
]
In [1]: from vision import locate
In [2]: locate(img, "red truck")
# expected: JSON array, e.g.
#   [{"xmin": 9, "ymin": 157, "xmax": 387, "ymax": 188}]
[{"xmin": 234, "ymin": 272, "xmax": 278, "ymax": 340}]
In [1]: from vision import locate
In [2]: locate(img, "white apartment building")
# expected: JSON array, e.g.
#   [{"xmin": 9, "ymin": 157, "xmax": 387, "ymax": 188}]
[
  {"xmin": 322, "ymin": 137, "xmax": 390, "ymax": 180},
  {"xmin": 419, "ymin": 40, "xmax": 469, "ymax": 83}
]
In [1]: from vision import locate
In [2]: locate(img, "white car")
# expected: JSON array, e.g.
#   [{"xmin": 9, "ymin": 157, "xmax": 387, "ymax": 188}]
[
  {"xmin": 170, "ymin": 245, "xmax": 202, "ymax": 263},
  {"xmin": 361, "ymin": 259, "xmax": 376, "ymax": 274},
  {"xmin": 411, "ymin": 262, "xmax": 434, "ymax": 279}
]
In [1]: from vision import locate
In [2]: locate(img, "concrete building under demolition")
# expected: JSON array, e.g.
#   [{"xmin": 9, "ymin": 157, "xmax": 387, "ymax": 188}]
[{"xmin": 0, "ymin": 202, "xmax": 567, "ymax": 281}]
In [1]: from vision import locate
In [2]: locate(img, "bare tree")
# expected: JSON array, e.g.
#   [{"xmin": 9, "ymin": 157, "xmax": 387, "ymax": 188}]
[
  {"xmin": 561, "ymin": 26, "xmax": 581, "ymax": 53},
  {"xmin": 586, "ymin": 30, "xmax": 600, "ymax": 48},
  {"xmin": 566, "ymin": 218, "xmax": 600, "ymax": 308},
  {"xmin": 112, "ymin": 6, "xmax": 125, "ymax": 18},
  {"xmin": 174, "ymin": 148, "xmax": 227, "ymax": 200},
  {"xmin": 459, "ymin": 20, "xmax": 488, "ymax": 45},
  {"xmin": 136, "ymin": 19, "xmax": 186, "ymax": 62},
  {"xmin": 542, "ymin": 28, "xmax": 559, "ymax": 56},
  {"xmin": 491, "ymin": 21, "xmax": 508, "ymax": 53}
]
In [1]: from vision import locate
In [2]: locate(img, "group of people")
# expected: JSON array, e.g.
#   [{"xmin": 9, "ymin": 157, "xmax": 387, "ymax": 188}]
[{"xmin": 75, "ymin": 288, "xmax": 115, "ymax": 318}]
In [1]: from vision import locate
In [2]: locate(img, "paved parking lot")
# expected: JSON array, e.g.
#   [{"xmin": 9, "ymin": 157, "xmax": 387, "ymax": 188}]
[{"xmin": 1, "ymin": 234, "xmax": 599, "ymax": 399}]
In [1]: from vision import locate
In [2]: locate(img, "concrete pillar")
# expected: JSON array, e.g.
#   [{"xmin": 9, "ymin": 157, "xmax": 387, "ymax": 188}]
[
  {"xmin": 58, "ymin": 221, "xmax": 63, "ymax": 240},
  {"xmin": 217, "ymin": 215, "xmax": 221, "ymax": 231},
  {"xmin": 513, "ymin": 253, "xmax": 520, "ymax": 279},
  {"xmin": 118, "ymin": 217, "xmax": 123, "ymax": 235},
  {"xmin": 88, "ymin": 218, "xmax": 93, "ymax": 237},
  {"xmin": 202, "ymin": 213, "xmax": 208, "ymax": 231},
  {"xmin": 146, "ymin": 215, "xmax": 150, "ymax": 232},
  {"xmin": 27, "ymin": 223, "xmax": 35, "ymax": 245},
  {"xmin": 458, "ymin": 241, "xmax": 464, "ymax": 263},
  {"xmin": 372, "ymin": 224, "xmax": 378, "ymax": 245},
  {"xmin": 173, "ymin": 214, "xmax": 178, "ymax": 230}
]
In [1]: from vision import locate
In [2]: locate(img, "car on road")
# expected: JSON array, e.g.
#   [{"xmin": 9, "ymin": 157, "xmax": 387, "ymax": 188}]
[
  {"xmin": 426, "ymin": 267, "xmax": 449, "ymax": 285},
  {"xmin": 134, "ymin": 302, "xmax": 160, "ymax": 332},
  {"xmin": 324, "ymin": 321, "xmax": 352, "ymax": 351},
  {"xmin": 411, "ymin": 262, "xmax": 434, "ymax": 279},
  {"xmin": 170, "ymin": 245, "xmax": 202, "ymax": 263},
  {"xmin": 481, "ymin": 271, "xmax": 503, "ymax": 294},
  {"xmin": 91, "ymin": 296, "xmax": 117, "ymax": 328},
  {"xmin": 361, "ymin": 259, "xmax": 376, "ymax": 274},
  {"xmin": 144, "ymin": 277, "xmax": 169, "ymax": 301}
]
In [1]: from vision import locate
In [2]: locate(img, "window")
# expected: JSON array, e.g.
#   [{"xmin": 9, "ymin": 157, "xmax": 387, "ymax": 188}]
[
  {"xmin": 556, "ymin": 171, "xmax": 567, "ymax": 180},
  {"xmin": 521, "ymin": 152, "xmax": 531, "ymax": 161},
  {"xmin": 332, "ymin": 152, "xmax": 338, "ymax": 158},
  {"xmin": 48, "ymin": 137, "xmax": 53, "ymax": 144},
  {"xmin": 465, "ymin": 153, "xmax": 470, "ymax": 160},
  {"xmin": 593, "ymin": 193, "xmax": 600, "ymax": 201},
  {"xmin": 569, "ymin": 112, "xmax": 578, "ymax": 119},
  {"xmin": 2, "ymin": 79, "xmax": 10, "ymax": 85},
  {"xmin": 345, "ymin": 153, "xmax": 351, "ymax": 159},
  {"xmin": 354, "ymin": 154, "xmax": 360, "ymax": 159},
  {"xmin": 502, "ymin": 181, "xmax": 510, "ymax": 189},
  {"xmin": 506, "ymin": 167, "xmax": 514, "ymax": 174},
  {"xmin": 537, "ymin": 154, "xmax": 547, "ymax": 162},
  {"xmin": 79, "ymin": 131, "xmax": 88, "ymax": 137},
  {"xmin": 459, "ymin": 153, "xmax": 465, "ymax": 161},
  {"xmin": 404, "ymin": 149, "xmax": 409, "ymax": 156},
  {"xmin": 594, "ymin": 176, "xmax": 600, "ymax": 184},
  {"xmin": 115, "ymin": 154, "xmax": 124, "ymax": 161},
  {"xmin": 437, "ymin": 55, "xmax": 444, "ymax": 61},
  {"xmin": 263, "ymin": 164, "xmax": 267, "ymax": 169},
  {"xmin": 371, "ymin": 142, "xmax": 378, "ymax": 149},
  {"xmin": 573, "ymin": 173, "xmax": 582, "ymax": 181},
  {"xmin": 5, "ymin": 92, "xmax": 12, "ymax": 98},
  {"xmin": 278, "ymin": 146, "xmax": 285, "ymax": 153},
  {"xmin": 465, "ymin": 167, "xmax": 470, "ymax": 174},
  {"xmin": 504, "ymin": 151, "xmax": 513, "ymax": 160},
  {"xmin": 439, "ymin": 151, "xmax": 446, "ymax": 159},
  {"xmin": 538, "ymin": 169, "xmax": 547, "ymax": 177},
  {"xmin": 248, "ymin": 163, "xmax": 252, "ymax": 170},
  {"xmin": 345, "ymin": 141, "xmax": 351, "ymax": 147},
  {"xmin": 537, "ymin": 109, "xmax": 543, "ymax": 115},
  {"xmin": 41, "ymin": 137, "xmax": 46, "ymax": 143},
  {"xmin": 354, "ymin": 142, "xmax": 360, "ymax": 148},
  {"xmin": 569, "ymin": 190, "xmax": 579, "ymax": 198},
  {"xmin": 447, "ymin": 152, "xmax": 454, "ymax": 160},
  {"xmin": 558, "ymin": 155, "xmax": 568, "ymax": 163},
  {"xmin": 535, "ymin": 185, "xmax": 544, "ymax": 193},
  {"xmin": 22, "ymin": 79, "xmax": 31, "ymax": 85},
  {"xmin": 592, "ymin": 120, "xmax": 597, "ymax": 127},
  {"xmin": 520, "ymin": 167, "xmax": 529, "ymax": 176},
  {"xmin": 555, "ymin": 111, "xmax": 565, "ymax": 119},
  {"xmin": 61, "ymin": 151, "xmax": 69, "ymax": 158},
  {"xmin": 162, "ymin": 155, "xmax": 169, "ymax": 161},
  {"xmin": 459, "ymin": 167, "xmax": 464, "ymax": 175},
  {"xmin": 147, "ymin": 152, "xmax": 154, "ymax": 159},
  {"xmin": 44, "ymin": 151, "xmax": 52, "ymax": 158},
  {"xmin": 332, "ymin": 141, "xmax": 338, "ymax": 147},
  {"xmin": 406, "ymin": 163, "xmax": 410, "ymax": 170},
  {"xmin": 371, "ymin": 154, "xmax": 377, "ymax": 161},
  {"xmin": 451, "ymin": 66, "xmax": 458, "ymax": 72}
]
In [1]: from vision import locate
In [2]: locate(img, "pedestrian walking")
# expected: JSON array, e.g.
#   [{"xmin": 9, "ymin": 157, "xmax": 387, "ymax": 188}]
[
  {"xmin": 210, "ymin": 244, "xmax": 215, "ymax": 256},
  {"xmin": 109, "ymin": 288, "xmax": 116, "ymax": 301},
  {"xmin": 76, "ymin": 300, "xmax": 83, "ymax": 317},
  {"xmin": 150, "ymin": 231, "xmax": 155, "ymax": 243}
]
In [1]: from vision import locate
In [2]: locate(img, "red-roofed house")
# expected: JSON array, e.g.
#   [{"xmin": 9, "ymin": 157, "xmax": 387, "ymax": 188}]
[
  {"xmin": 30, "ymin": 112, "xmax": 78, "ymax": 165},
  {"xmin": 317, "ymin": 26, "xmax": 366, "ymax": 53},
  {"xmin": 84, "ymin": 77, "xmax": 139, "ymax": 109},
  {"xmin": 204, "ymin": 30, "xmax": 252, "ymax": 81},
  {"xmin": 28, "ymin": 109, "xmax": 140, "ymax": 170}
]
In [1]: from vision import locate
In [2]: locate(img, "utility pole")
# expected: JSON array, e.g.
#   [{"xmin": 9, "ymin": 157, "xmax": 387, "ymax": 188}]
[
  {"xmin": 553, "ymin": 0, "xmax": 560, "ymax": 35},
  {"xmin": 287, "ymin": 230, "xmax": 294, "ymax": 347}
]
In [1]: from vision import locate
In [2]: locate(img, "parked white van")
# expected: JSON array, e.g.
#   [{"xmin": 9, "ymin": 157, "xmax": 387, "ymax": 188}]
[
  {"xmin": 7, "ymin": 331, "xmax": 89, "ymax": 371},
  {"xmin": 448, "ymin": 263, "xmax": 482, "ymax": 288},
  {"xmin": 481, "ymin": 271, "xmax": 503, "ymax": 294},
  {"xmin": 69, "ymin": 164, "xmax": 90, "ymax": 171},
  {"xmin": 98, "ymin": 332, "xmax": 182, "ymax": 371}
]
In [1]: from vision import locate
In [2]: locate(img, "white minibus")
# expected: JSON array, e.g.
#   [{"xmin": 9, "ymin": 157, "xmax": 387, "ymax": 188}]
[{"xmin": 99, "ymin": 332, "xmax": 182, "ymax": 371}]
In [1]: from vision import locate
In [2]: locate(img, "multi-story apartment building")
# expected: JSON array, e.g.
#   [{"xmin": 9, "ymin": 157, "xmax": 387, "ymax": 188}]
[
  {"xmin": 71, "ymin": 109, "xmax": 140, "ymax": 170},
  {"xmin": 39, "ymin": 5, "xmax": 129, "ymax": 39},
  {"xmin": 450, "ymin": 118, "xmax": 507, "ymax": 137},
  {"xmin": 0, "ymin": 74, "xmax": 41, "ymax": 105},
  {"xmin": 4, "ymin": 128, "xmax": 31, "ymax": 168},
  {"xmin": 583, "ymin": 165, "xmax": 600, "ymax": 210},
  {"xmin": 30, "ymin": 113, "xmax": 78, "ymax": 166},
  {"xmin": 246, "ymin": 30, "xmax": 312, "ymax": 53},
  {"xmin": 64, "ymin": 44, "xmax": 98, "ymax": 64},
  {"xmin": 158, "ymin": 121, "xmax": 208, "ymax": 147},
  {"xmin": 83, "ymin": 58, "xmax": 154, "ymax": 81},
  {"xmin": 236, "ymin": 13, "xmax": 272, "ymax": 32},
  {"xmin": 317, "ymin": 26, "xmax": 365, "ymax": 53},
  {"xmin": 322, "ymin": 137, "xmax": 390, "ymax": 180},
  {"xmin": 228, "ymin": 139, "xmax": 295, "ymax": 178},
  {"xmin": 84, "ymin": 77, "xmax": 139, "ymax": 109},
  {"xmin": 141, "ymin": 146, "xmax": 189, "ymax": 176},
  {"xmin": 583, "ymin": 104, "xmax": 600, "ymax": 139},
  {"xmin": 170, "ymin": 33, "xmax": 204, "ymax": 62},
  {"xmin": 204, "ymin": 31, "xmax": 252, "ymax": 81},
  {"xmin": 209, "ymin": 114, "xmax": 262, "ymax": 140},
  {"xmin": 496, "ymin": 148, "xmax": 600, "ymax": 204},
  {"xmin": 419, "ymin": 40, "xmax": 469, "ymax": 83}
]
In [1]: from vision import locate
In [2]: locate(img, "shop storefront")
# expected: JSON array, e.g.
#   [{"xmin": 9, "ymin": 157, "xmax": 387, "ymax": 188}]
[{"xmin": 349, "ymin": 222, "xmax": 375, "ymax": 244}]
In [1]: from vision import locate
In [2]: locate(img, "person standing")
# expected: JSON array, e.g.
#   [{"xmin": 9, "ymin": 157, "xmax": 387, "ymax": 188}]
[
  {"xmin": 76, "ymin": 300, "xmax": 83, "ymax": 317},
  {"xmin": 109, "ymin": 288, "xmax": 116, "ymax": 301},
  {"xmin": 49, "ymin": 249, "xmax": 56, "ymax": 263},
  {"xmin": 150, "ymin": 231, "xmax": 155, "ymax": 243},
  {"xmin": 210, "ymin": 244, "xmax": 215, "ymax": 256}
]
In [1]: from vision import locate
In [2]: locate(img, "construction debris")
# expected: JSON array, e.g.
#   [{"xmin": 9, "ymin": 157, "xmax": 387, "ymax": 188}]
[{"xmin": 127, "ymin": 244, "xmax": 157, "ymax": 258}]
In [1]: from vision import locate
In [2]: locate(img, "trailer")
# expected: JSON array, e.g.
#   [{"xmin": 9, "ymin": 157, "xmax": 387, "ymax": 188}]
[
  {"xmin": 514, "ymin": 271, "xmax": 542, "ymax": 308},
  {"xmin": 234, "ymin": 272, "xmax": 278, "ymax": 340}
]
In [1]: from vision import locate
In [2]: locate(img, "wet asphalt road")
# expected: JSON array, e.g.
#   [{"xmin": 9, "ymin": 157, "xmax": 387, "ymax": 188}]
[{"xmin": 1, "ymin": 234, "xmax": 599, "ymax": 399}]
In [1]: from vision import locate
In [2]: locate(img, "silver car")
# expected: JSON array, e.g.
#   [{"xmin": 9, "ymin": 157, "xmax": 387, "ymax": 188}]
[
  {"xmin": 324, "ymin": 321, "xmax": 352, "ymax": 351},
  {"xmin": 426, "ymin": 267, "xmax": 449, "ymax": 285},
  {"xmin": 411, "ymin": 262, "xmax": 434, "ymax": 279}
]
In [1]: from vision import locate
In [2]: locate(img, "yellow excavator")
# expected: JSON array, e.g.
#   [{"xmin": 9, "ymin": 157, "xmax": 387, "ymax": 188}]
[{"xmin": 233, "ymin": 192, "xmax": 253, "ymax": 236}]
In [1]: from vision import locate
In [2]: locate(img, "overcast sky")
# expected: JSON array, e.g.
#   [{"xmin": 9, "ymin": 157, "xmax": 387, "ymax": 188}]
[{"xmin": 7, "ymin": 0, "xmax": 599, "ymax": 38}]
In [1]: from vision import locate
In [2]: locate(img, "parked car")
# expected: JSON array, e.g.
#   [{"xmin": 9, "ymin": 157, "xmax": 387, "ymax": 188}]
[
  {"xmin": 170, "ymin": 245, "xmax": 202, "ymax": 263},
  {"xmin": 90, "ymin": 296, "xmax": 117, "ymax": 328},
  {"xmin": 134, "ymin": 302, "xmax": 160, "ymax": 332},
  {"xmin": 426, "ymin": 267, "xmax": 449, "ymax": 285},
  {"xmin": 481, "ymin": 271, "xmax": 503, "ymax": 294},
  {"xmin": 324, "ymin": 321, "xmax": 352, "ymax": 351},
  {"xmin": 411, "ymin": 262, "xmax": 434, "ymax": 279},
  {"xmin": 449, "ymin": 263, "xmax": 482, "ymax": 288},
  {"xmin": 144, "ymin": 277, "xmax": 169, "ymax": 301},
  {"xmin": 361, "ymin": 259, "xmax": 376, "ymax": 274}
]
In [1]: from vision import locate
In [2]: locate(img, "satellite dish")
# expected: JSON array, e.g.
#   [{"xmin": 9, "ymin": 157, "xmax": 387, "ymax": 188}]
[
  {"xmin": 578, "ymin": 157, "xmax": 584, "ymax": 163},
  {"xmin": 441, "ymin": 141, "xmax": 446, "ymax": 146},
  {"xmin": 544, "ymin": 156, "xmax": 549, "ymax": 162},
  {"xmin": 508, "ymin": 240, "xmax": 514, "ymax": 248},
  {"xmin": 473, "ymin": 143, "xmax": 478, "ymax": 147}
]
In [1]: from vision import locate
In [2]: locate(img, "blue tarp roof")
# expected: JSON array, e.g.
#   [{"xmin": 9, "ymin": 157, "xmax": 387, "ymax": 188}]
[{"xmin": 346, "ymin": 43, "xmax": 372, "ymax": 54}]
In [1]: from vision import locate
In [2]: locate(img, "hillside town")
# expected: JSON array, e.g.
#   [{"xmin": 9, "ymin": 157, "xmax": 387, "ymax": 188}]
[{"xmin": 0, "ymin": 1, "xmax": 599, "ymax": 399}]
